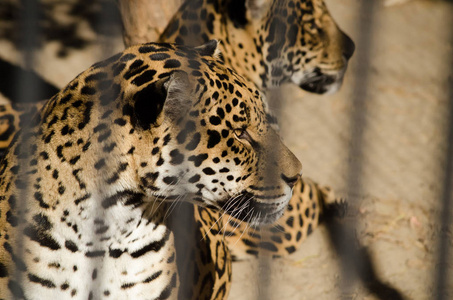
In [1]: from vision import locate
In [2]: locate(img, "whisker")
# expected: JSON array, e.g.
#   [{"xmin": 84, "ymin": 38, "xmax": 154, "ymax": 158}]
[
  {"xmin": 220, "ymin": 196, "xmax": 245, "ymax": 238},
  {"xmin": 200, "ymin": 203, "xmax": 231, "ymax": 241},
  {"xmin": 200, "ymin": 190, "xmax": 244, "ymax": 241},
  {"xmin": 232, "ymin": 208, "xmax": 255, "ymax": 247},
  {"xmin": 153, "ymin": 170, "xmax": 188, "ymax": 214},
  {"xmin": 163, "ymin": 194, "xmax": 186, "ymax": 221},
  {"xmin": 226, "ymin": 199, "xmax": 252, "ymax": 239},
  {"xmin": 222, "ymin": 203, "xmax": 243, "ymax": 239}
]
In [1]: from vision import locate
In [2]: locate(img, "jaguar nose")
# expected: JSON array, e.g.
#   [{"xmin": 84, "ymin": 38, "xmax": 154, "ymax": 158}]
[
  {"xmin": 281, "ymin": 174, "xmax": 300, "ymax": 189},
  {"xmin": 342, "ymin": 33, "xmax": 355, "ymax": 60}
]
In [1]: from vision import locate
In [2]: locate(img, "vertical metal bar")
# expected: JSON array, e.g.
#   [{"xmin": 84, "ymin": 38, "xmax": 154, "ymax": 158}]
[
  {"xmin": 256, "ymin": 93, "xmax": 281, "ymax": 300},
  {"xmin": 98, "ymin": 0, "xmax": 122, "ymax": 56},
  {"xmin": 15, "ymin": 0, "xmax": 40, "ymax": 290},
  {"xmin": 18, "ymin": 0, "xmax": 40, "ymax": 103},
  {"xmin": 88, "ymin": 1, "xmax": 122, "ymax": 296},
  {"xmin": 340, "ymin": 0, "xmax": 377, "ymax": 293},
  {"xmin": 435, "ymin": 8, "xmax": 453, "ymax": 298}
]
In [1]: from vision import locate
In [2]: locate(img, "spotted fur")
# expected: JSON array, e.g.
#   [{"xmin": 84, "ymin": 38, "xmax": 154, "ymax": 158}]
[
  {"xmin": 161, "ymin": 0, "xmax": 355, "ymax": 93},
  {"xmin": 0, "ymin": 41, "xmax": 301, "ymax": 299},
  {"xmin": 159, "ymin": 0, "xmax": 352, "ymax": 260},
  {"xmin": 0, "ymin": 0, "xmax": 352, "ymax": 296}
]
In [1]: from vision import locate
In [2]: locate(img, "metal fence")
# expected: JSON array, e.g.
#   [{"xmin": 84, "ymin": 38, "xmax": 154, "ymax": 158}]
[{"xmin": 1, "ymin": 0, "xmax": 452, "ymax": 299}]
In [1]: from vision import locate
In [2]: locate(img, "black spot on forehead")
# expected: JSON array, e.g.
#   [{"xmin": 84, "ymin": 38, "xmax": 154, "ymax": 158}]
[
  {"xmin": 217, "ymin": 107, "xmax": 225, "ymax": 119},
  {"xmin": 188, "ymin": 59, "xmax": 201, "ymax": 69},
  {"xmin": 228, "ymin": 83, "xmax": 234, "ymax": 93},
  {"xmin": 120, "ymin": 53, "xmax": 137, "ymax": 61},
  {"xmin": 164, "ymin": 59, "xmax": 182, "ymax": 69},
  {"xmin": 209, "ymin": 116, "xmax": 221, "ymax": 126},
  {"xmin": 150, "ymin": 53, "xmax": 171, "ymax": 61},
  {"xmin": 207, "ymin": 130, "xmax": 221, "ymax": 148},
  {"xmin": 169, "ymin": 149, "xmax": 184, "ymax": 165},
  {"xmin": 163, "ymin": 134, "xmax": 171, "ymax": 145},
  {"xmin": 132, "ymin": 70, "xmax": 157, "ymax": 86},
  {"xmin": 139, "ymin": 44, "xmax": 171, "ymax": 53},
  {"xmin": 124, "ymin": 64, "xmax": 147, "ymax": 81},
  {"xmin": 202, "ymin": 167, "xmax": 216, "ymax": 175},
  {"xmin": 186, "ymin": 132, "xmax": 201, "ymax": 150},
  {"xmin": 188, "ymin": 153, "xmax": 208, "ymax": 167},
  {"xmin": 94, "ymin": 158, "xmax": 105, "ymax": 170},
  {"xmin": 163, "ymin": 176, "xmax": 178, "ymax": 185},
  {"xmin": 188, "ymin": 174, "xmax": 201, "ymax": 183},
  {"xmin": 129, "ymin": 59, "xmax": 144, "ymax": 69}
]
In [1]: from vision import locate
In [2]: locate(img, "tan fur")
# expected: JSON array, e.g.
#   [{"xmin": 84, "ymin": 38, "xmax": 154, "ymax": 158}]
[{"xmin": 0, "ymin": 42, "xmax": 301, "ymax": 299}]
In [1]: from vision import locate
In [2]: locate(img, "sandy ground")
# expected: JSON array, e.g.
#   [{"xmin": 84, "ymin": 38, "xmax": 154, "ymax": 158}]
[
  {"xmin": 0, "ymin": 0, "xmax": 452, "ymax": 299},
  {"xmin": 228, "ymin": 1, "xmax": 453, "ymax": 299}
]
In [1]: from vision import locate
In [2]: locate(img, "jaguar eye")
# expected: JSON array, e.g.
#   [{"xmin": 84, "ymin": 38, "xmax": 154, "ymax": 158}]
[{"xmin": 234, "ymin": 128, "xmax": 253, "ymax": 144}]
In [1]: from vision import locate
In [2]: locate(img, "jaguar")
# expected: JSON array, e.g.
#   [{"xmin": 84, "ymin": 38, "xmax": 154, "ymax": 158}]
[
  {"xmin": 162, "ymin": 0, "xmax": 353, "ymax": 259},
  {"xmin": 0, "ymin": 0, "xmax": 353, "ymax": 262},
  {"xmin": 0, "ymin": 41, "xmax": 302, "ymax": 299},
  {"xmin": 160, "ymin": 0, "xmax": 355, "ymax": 93}
]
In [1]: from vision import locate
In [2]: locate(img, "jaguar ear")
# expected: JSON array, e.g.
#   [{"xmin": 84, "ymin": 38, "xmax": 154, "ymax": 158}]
[
  {"xmin": 133, "ymin": 71, "xmax": 192, "ymax": 130},
  {"xmin": 162, "ymin": 71, "xmax": 193, "ymax": 120},
  {"xmin": 245, "ymin": 0, "xmax": 271, "ymax": 20},
  {"xmin": 195, "ymin": 40, "xmax": 221, "ymax": 59}
]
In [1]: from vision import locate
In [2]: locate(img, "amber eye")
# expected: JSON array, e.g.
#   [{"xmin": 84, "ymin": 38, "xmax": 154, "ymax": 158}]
[{"xmin": 234, "ymin": 128, "xmax": 253, "ymax": 144}]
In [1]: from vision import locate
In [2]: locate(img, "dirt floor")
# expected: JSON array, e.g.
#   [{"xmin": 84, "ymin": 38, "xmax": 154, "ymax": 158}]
[
  {"xmin": 230, "ymin": 1, "xmax": 453, "ymax": 299},
  {"xmin": 0, "ymin": 0, "xmax": 452, "ymax": 299}
]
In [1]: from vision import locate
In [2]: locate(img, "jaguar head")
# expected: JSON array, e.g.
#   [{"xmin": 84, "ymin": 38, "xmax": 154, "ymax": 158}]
[
  {"xmin": 243, "ymin": 0, "xmax": 355, "ymax": 93},
  {"xmin": 127, "ymin": 41, "xmax": 302, "ymax": 225}
]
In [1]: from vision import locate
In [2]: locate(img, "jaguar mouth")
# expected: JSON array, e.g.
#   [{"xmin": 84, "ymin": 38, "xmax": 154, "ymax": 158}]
[
  {"xmin": 299, "ymin": 68, "xmax": 345, "ymax": 95},
  {"xmin": 218, "ymin": 191, "xmax": 286, "ymax": 226}
]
